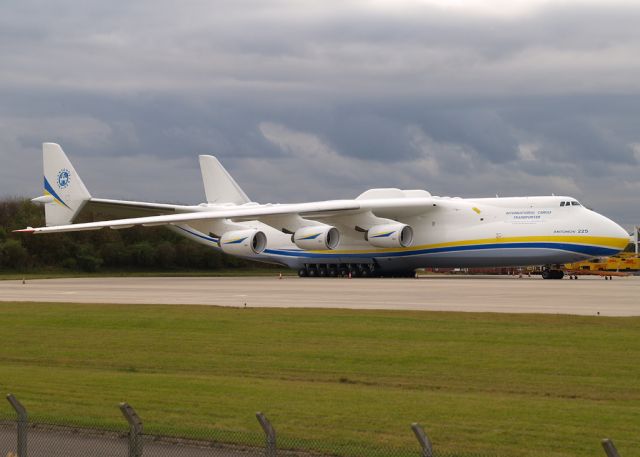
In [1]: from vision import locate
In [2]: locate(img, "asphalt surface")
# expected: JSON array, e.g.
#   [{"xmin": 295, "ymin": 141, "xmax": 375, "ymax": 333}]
[{"xmin": 1, "ymin": 274, "xmax": 639, "ymax": 316}]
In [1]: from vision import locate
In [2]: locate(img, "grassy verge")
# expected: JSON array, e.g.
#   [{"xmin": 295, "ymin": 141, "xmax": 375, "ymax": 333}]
[{"xmin": 0, "ymin": 303, "xmax": 638, "ymax": 456}]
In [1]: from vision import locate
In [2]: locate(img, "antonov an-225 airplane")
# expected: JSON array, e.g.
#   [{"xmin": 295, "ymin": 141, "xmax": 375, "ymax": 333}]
[{"xmin": 16, "ymin": 143, "xmax": 630, "ymax": 279}]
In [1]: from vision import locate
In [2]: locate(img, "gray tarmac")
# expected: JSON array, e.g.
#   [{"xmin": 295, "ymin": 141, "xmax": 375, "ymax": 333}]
[{"xmin": 1, "ymin": 274, "xmax": 639, "ymax": 316}]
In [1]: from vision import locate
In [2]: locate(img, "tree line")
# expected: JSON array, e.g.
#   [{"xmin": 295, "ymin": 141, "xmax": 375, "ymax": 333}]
[{"xmin": 0, "ymin": 198, "xmax": 268, "ymax": 273}]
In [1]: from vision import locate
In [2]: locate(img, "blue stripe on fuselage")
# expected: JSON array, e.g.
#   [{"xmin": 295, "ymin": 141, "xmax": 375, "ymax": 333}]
[{"xmin": 173, "ymin": 226, "xmax": 617, "ymax": 260}]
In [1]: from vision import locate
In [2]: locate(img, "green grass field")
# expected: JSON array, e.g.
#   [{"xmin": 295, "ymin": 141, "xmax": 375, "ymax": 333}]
[{"xmin": 0, "ymin": 303, "xmax": 638, "ymax": 457}]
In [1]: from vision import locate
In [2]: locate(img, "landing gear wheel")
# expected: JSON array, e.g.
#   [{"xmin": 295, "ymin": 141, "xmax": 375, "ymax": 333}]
[
  {"xmin": 360, "ymin": 268, "xmax": 370, "ymax": 278},
  {"xmin": 298, "ymin": 268, "xmax": 308, "ymax": 277},
  {"xmin": 328, "ymin": 268, "xmax": 338, "ymax": 277},
  {"xmin": 339, "ymin": 267, "xmax": 348, "ymax": 277},
  {"xmin": 308, "ymin": 268, "xmax": 318, "ymax": 277},
  {"xmin": 542, "ymin": 269, "xmax": 564, "ymax": 280},
  {"xmin": 318, "ymin": 268, "xmax": 327, "ymax": 277}
]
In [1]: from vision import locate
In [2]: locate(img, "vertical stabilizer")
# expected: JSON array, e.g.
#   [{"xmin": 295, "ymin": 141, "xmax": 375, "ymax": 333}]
[
  {"xmin": 199, "ymin": 155, "xmax": 250, "ymax": 204},
  {"xmin": 41, "ymin": 143, "xmax": 91, "ymax": 226}
]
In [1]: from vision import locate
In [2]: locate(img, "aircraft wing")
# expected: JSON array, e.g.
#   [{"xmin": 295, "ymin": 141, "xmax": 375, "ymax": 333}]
[
  {"xmin": 15, "ymin": 196, "xmax": 448, "ymax": 235},
  {"xmin": 15, "ymin": 200, "xmax": 363, "ymax": 234},
  {"xmin": 78, "ymin": 198, "xmax": 188, "ymax": 218}
]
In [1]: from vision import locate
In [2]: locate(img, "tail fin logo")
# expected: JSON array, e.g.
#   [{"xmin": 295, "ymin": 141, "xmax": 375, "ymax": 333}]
[{"xmin": 57, "ymin": 169, "xmax": 71, "ymax": 189}]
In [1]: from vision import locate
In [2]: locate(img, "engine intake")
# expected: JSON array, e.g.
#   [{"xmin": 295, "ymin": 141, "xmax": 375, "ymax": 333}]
[
  {"xmin": 293, "ymin": 226, "xmax": 340, "ymax": 250},
  {"xmin": 218, "ymin": 229, "xmax": 267, "ymax": 255},
  {"xmin": 366, "ymin": 223, "xmax": 413, "ymax": 248}
]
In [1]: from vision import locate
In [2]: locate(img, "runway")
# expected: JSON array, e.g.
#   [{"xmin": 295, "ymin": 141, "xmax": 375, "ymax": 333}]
[{"xmin": 0, "ymin": 275, "xmax": 638, "ymax": 316}]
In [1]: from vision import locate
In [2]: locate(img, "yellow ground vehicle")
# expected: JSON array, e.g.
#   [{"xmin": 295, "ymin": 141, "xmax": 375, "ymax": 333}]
[{"xmin": 565, "ymin": 252, "xmax": 640, "ymax": 272}]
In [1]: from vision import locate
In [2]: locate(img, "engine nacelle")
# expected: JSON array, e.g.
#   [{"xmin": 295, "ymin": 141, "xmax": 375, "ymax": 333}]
[
  {"xmin": 218, "ymin": 229, "xmax": 267, "ymax": 255},
  {"xmin": 366, "ymin": 223, "xmax": 413, "ymax": 248},
  {"xmin": 293, "ymin": 225, "xmax": 340, "ymax": 250}
]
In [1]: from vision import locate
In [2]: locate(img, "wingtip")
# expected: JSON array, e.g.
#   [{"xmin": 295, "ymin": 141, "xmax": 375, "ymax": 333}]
[{"xmin": 13, "ymin": 227, "xmax": 35, "ymax": 234}]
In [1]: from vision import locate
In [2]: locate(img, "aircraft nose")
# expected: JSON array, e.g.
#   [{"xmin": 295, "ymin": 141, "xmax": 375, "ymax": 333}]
[
  {"xmin": 602, "ymin": 216, "xmax": 631, "ymax": 251},
  {"xmin": 587, "ymin": 210, "xmax": 630, "ymax": 254},
  {"xmin": 611, "ymin": 220, "xmax": 631, "ymax": 241}
]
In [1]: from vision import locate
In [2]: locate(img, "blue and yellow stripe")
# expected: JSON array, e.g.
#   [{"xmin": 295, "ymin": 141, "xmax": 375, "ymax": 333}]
[
  {"xmin": 224, "ymin": 237, "xmax": 248, "ymax": 245},
  {"xmin": 175, "ymin": 226, "xmax": 627, "ymax": 261},
  {"xmin": 265, "ymin": 235, "xmax": 628, "ymax": 259},
  {"xmin": 299, "ymin": 233, "xmax": 322, "ymax": 240},
  {"xmin": 370, "ymin": 231, "xmax": 395, "ymax": 238},
  {"xmin": 43, "ymin": 177, "xmax": 71, "ymax": 209}
]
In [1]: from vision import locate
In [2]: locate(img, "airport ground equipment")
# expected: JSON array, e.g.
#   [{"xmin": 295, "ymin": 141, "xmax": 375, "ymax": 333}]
[
  {"xmin": 565, "ymin": 252, "xmax": 640, "ymax": 273},
  {"xmin": 15, "ymin": 143, "xmax": 630, "ymax": 278}
]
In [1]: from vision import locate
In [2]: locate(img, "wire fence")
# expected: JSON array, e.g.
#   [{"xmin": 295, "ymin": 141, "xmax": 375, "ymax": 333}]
[{"xmin": 0, "ymin": 394, "xmax": 625, "ymax": 457}]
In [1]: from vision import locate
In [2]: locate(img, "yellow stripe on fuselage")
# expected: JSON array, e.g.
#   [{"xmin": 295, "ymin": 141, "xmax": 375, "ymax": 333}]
[{"xmin": 308, "ymin": 235, "xmax": 629, "ymax": 255}]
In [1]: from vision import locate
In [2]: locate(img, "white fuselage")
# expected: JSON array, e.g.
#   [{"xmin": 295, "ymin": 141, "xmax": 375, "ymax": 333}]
[
  {"xmin": 173, "ymin": 195, "xmax": 629, "ymax": 273},
  {"xmin": 26, "ymin": 145, "xmax": 629, "ymax": 276}
]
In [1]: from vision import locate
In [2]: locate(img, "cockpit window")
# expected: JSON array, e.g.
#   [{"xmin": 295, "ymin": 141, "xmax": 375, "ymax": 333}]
[
  {"xmin": 571, "ymin": 201, "xmax": 580, "ymax": 206},
  {"xmin": 560, "ymin": 201, "xmax": 565, "ymax": 206},
  {"xmin": 560, "ymin": 200, "xmax": 581, "ymax": 207}
]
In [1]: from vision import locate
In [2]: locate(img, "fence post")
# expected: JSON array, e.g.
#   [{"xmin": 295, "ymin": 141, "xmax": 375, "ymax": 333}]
[
  {"xmin": 256, "ymin": 412, "xmax": 276, "ymax": 457},
  {"xmin": 602, "ymin": 439, "xmax": 621, "ymax": 457},
  {"xmin": 6, "ymin": 394, "xmax": 28, "ymax": 457},
  {"xmin": 119, "ymin": 402, "xmax": 143, "ymax": 457},
  {"xmin": 411, "ymin": 423, "xmax": 433, "ymax": 457}
]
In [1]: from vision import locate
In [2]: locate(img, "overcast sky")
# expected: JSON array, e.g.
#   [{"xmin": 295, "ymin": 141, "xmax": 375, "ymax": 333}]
[{"xmin": 1, "ymin": 0, "xmax": 639, "ymax": 227}]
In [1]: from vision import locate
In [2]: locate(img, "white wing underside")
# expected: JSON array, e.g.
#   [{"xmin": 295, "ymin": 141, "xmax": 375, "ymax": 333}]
[
  {"xmin": 17, "ymin": 198, "xmax": 442, "ymax": 234},
  {"xmin": 79, "ymin": 198, "xmax": 185, "ymax": 218},
  {"xmin": 23, "ymin": 142, "xmax": 443, "ymax": 237}
]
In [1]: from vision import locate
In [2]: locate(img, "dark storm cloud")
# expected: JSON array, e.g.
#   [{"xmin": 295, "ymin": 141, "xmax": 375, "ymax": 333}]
[{"xmin": 1, "ymin": 0, "xmax": 639, "ymax": 227}]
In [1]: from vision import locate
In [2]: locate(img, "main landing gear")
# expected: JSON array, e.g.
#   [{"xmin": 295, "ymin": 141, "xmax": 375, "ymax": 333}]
[
  {"xmin": 297, "ymin": 263, "xmax": 416, "ymax": 278},
  {"xmin": 298, "ymin": 263, "xmax": 376, "ymax": 278},
  {"xmin": 541, "ymin": 269, "xmax": 564, "ymax": 280}
]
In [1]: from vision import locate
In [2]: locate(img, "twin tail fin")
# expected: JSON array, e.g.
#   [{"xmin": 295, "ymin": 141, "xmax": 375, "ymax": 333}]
[
  {"xmin": 34, "ymin": 144, "xmax": 249, "ymax": 228},
  {"xmin": 39, "ymin": 143, "xmax": 91, "ymax": 226}
]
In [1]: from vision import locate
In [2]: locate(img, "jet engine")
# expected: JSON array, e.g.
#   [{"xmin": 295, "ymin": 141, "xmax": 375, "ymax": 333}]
[
  {"xmin": 293, "ymin": 225, "xmax": 340, "ymax": 250},
  {"xmin": 218, "ymin": 229, "xmax": 267, "ymax": 255},
  {"xmin": 366, "ymin": 223, "xmax": 413, "ymax": 248}
]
